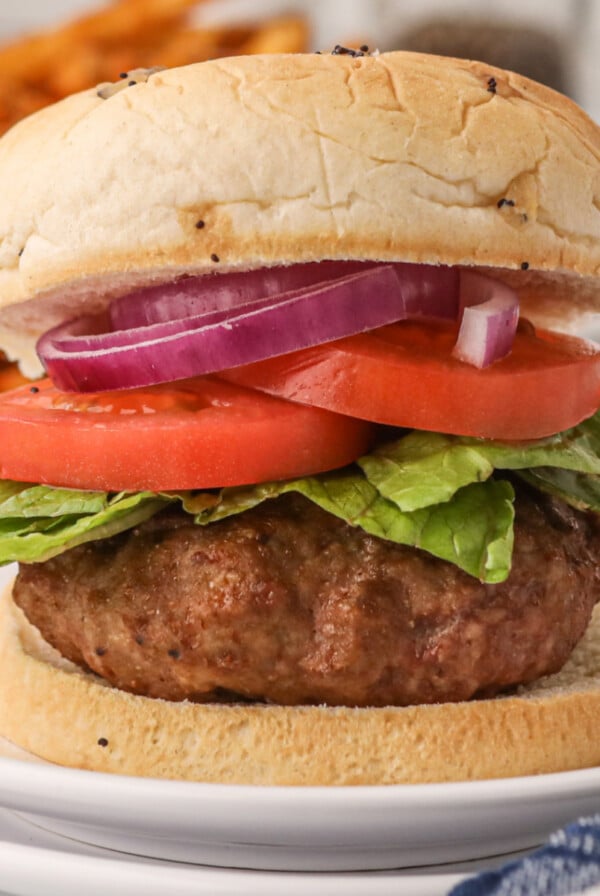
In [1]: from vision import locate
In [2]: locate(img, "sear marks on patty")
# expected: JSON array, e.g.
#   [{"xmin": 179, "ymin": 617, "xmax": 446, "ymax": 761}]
[{"xmin": 13, "ymin": 486, "xmax": 600, "ymax": 707}]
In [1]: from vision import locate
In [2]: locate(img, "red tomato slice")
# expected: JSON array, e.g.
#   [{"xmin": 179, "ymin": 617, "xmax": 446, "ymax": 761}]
[
  {"xmin": 223, "ymin": 321, "xmax": 600, "ymax": 441},
  {"xmin": 0, "ymin": 377, "xmax": 372, "ymax": 491}
]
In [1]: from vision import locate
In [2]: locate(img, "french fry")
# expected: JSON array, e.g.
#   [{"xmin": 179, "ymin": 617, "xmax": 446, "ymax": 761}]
[
  {"xmin": 240, "ymin": 17, "xmax": 310, "ymax": 56},
  {"xmin": 0, "ymin": 356, "xmax": 29, "ymax": 392},
  {"xmin": 0, "ymin": 0, "xmax": 309, "ymax": 134}
]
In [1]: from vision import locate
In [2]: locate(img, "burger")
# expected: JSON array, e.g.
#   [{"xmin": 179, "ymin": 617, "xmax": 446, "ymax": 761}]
[{"xmin": 0, "ymin": 50, "xmax": 599, "ymax": 785}]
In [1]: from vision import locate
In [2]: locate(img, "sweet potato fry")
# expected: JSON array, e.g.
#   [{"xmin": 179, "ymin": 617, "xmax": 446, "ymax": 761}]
[{"xmin": 0, "ymin": 0, "xmax": 308, "ymax": 134}]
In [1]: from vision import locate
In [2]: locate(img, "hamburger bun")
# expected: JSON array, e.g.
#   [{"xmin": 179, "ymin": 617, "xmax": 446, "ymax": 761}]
[
  {"xmin": 0, "ymin": 51, "xmax": 599, "ymax": 785},
  {"xmin": 0, "ymin": 51, "xmax": 598, "ymax": 376}
]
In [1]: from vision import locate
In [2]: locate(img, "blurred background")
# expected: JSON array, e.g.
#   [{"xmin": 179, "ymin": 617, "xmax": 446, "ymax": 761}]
[{"xmin": 0, "ymin": 0, "xmax": 597, "ymax": 138}]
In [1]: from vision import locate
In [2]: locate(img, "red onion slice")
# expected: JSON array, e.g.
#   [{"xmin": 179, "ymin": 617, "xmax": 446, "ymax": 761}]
[
  {"xmin": 41, "ymin": 265, "xmax": 455, "ymax": 392},
  {"xmin": 109, "ymin": 262, "xmax": 459, "ymax": 329},
  {"xmin": 109, "ymin": 262, "xmax": 368, "ymax": 328},
  {"xmin": 36, "ymin": 263, "xmax": 518, "ymax": 394},
  {"xmin": 452, "ymin": 271, "xmax": 519, "ymax": 368}
]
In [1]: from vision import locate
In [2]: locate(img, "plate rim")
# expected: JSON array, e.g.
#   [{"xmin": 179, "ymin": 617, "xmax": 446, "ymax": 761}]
[{"xmin": 0, "ymin": 751, "xmax": 599, "ymax": 809}]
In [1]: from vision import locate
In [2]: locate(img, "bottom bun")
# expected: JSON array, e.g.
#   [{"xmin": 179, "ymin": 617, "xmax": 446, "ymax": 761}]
[{"xmin": 1, "ymin": 581, "xmax": 600, "ymax": 785}]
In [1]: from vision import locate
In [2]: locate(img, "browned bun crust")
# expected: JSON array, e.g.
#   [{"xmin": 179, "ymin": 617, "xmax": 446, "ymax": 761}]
[
  {"xmin": 0, "ymin": 51, "xmax": 598, "ymax": 375},
  {"xmin": 2, "ymin": 582, "xmax": 600, "ymax": 784}
]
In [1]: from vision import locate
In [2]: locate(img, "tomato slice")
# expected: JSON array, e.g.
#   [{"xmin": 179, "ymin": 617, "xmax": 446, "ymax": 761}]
[
  {"xmin": 0, "ymin": 377, "xmax": 372, "ymax": 491},
  {"xmin": 222, "ymin": 320, "xmax": 600, "ymax": 441}
]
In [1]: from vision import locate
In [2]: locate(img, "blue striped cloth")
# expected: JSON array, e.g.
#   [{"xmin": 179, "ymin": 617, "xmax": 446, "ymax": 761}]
[{"xmin": 448, "ymin": 816, "xmax": 600, "ymax": 896}]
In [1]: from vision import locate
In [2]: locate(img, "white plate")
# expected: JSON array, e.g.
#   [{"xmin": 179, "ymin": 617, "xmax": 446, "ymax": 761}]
[
  {"xmin": 0, "ymin": 807, "xmax": 536, "ymax": 896},
  {"xmin": 0, "ymin": 750, "xmax": 599, "ymax": 873},
  {"xmin": 2, "ymin": 563, "xmax": 600, "ymax": 874}
]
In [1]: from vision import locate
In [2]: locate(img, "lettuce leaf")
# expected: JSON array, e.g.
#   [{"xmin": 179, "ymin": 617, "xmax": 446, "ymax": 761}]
[
  {"xmin": 185, "ymin": 473, "xmax": 515, "ymax": 583},
  {"xmin": 358, "ymin": 417, "xmax": 600, "ymax": 512},
  {"xmin": 517, "ymin": 467, "xmax": 600, "ymax": 513},
  {"xmin": 0, "ymin": 484, "xmax": 171, "ymax": 564},
  {"xmin": 1, "ymin": 410, "xmax": 599, "ymax": 583}
]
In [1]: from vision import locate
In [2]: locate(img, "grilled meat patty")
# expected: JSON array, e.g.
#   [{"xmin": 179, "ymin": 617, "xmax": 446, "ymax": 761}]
[{"xmin": 13, "ymin": 485, "xmax": 600, "ymax": 707}]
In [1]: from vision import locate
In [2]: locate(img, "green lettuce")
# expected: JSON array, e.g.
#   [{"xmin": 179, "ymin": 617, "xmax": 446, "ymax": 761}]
[
  {"xmin": 518, "ymin": 467, "xmax": 600, "ymax": 513},
  {"xmin": 0, "ymin": 483, "xmax": 170, "ymax": 564},
  {"xmin": 185, "ymin": 474, "xmax": 515, "ymax": 583},
  {"xmin": 357, "ymin": 419, "xmax": 600, "ymax": 512},
  {"xmin": 2, "ymin": 410, "xmax": 600, "ymax": 583}
]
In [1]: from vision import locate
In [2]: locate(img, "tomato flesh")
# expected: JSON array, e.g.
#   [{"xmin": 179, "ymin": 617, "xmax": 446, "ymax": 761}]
[
  {"xmin": 223, "ymin": 320, "xmax": 600, "ymax": 441},
  {"xmin": 0, "ymin": 377, "xmax": 373, "ymax": 491}
]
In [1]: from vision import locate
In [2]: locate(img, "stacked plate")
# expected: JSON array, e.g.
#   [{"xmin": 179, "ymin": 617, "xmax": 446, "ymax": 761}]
[{"xmin": 1, "ymin": 738, "xmax": 600, "ymax": 895}]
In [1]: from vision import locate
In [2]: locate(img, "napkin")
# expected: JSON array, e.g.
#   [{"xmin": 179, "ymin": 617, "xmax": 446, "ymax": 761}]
[{"xmin": 448, "ymin": 816, "xmax": 600, "ymax": 896}]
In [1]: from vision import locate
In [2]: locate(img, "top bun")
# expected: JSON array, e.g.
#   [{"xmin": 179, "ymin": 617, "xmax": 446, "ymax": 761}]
[{"xmin": 0, "ymin": 51, "xmax": 598, "ymax": 375}]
